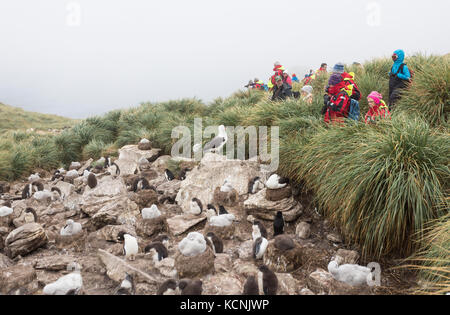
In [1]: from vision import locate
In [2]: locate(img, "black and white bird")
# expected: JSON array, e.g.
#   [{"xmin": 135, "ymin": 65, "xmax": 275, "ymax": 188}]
[
  {"xmin": 117, "ymin": 232, "xmax": 139, "ymax": 261},
  {"xmin": 144, "ymin": 242, "xmax": 168, "ymax": 263},
  {"xmin": 257, "ymin": 265, "xmax": 278, "ymax": 295},
  {"xmin": 194, "ymin": 125, "xmax": 228, "ymax": 154},
  {"xmin": 179, "ymin": 168, "xmax": 191, "ymax": 181},
  {"xmin": 132, "ymin": 177, "xmax": 154, "ymax": 192},
  {"xmin": 243, "ymin": 275, "xmax": 259, "ymax": 295},
  {"xmin": 266, "ymin": 174, "xmax": 289, "ymax": 190},
  {"xmin": 115, "ymin": 273, "xmax": 134, "ymax": 295},
  {"xmin": 154, "ymin": 234, "xmax": 170, "ymax": 248},
  {"xmin": 206, "ymin": 208, "xmax": 233, "ymax": 227},
  {"xmin": 218, "ymin": 205, "xmax": 236, "ymax": 222},
  {"xmin": 51, "ymin": 187, "xmax": 63, "ymax": 201},
  {"xmin": 164, "ymin": 169, "xmax": 175, "ymax": 181},
  {"xmin": 28, "ymin": 173, "xmax": 40, "ymax": 183},
  {"xmin": 43, "ymin": 262, "xmax": 83, "ymax": 295},
  {"xmin": 205, "ymin": 232, "xmax": 223, "ymax": 254},
  {"xmin": 273, "ymin": 211, "xmax": 285, "ymax": 237},
  {"xmin": 87, "ymin": 173, "xmax": 97, "ymax": 189},
  {"xmin": 252, "ymin": 221, "xmax": 268, "ymax": 241},
  {"xmin": 190, "ymin": 198, "xmax": 203, "ymax": 215},
  {"xmin": 207, "ymin": 204, "xmax": 217, "ymax": 213},
  {"xmin": 179, "ymin": 279, "xmax": 203, "ymax": 295},
  {"xmin": 248, "ymin": 177, "xmax": 265, "ymax": 194},
  {"xmin": 24, "ymin": 208, "xmax": 38, "ymax": 223},
  {"xmin": 157, "ymin": 279, "xmax": 179, "ymax": 295},
  {"xmin": 253, "ymin": 237, "xmax": 268, "ymax": 260}
]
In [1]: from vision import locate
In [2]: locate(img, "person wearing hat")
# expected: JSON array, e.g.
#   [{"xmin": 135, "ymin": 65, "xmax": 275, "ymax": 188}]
[
  {"xmin": 332, "ymin": 62, "xmax": 345, "ymax": 74},
  {"xmin": 322, "ymin": 73, "xmax": 351, "ymax": 124},
  {"xmin": 301, "ymin": 85, "xmax": 314, "ymax": 104},
  {"xmin": 365, "ymin": 91, "xmax": 391, "ymax": 124},
  {"xmin": 389, "ymin": 49, "xmax": 411, "ymax": 110},
  {"xmin": 271, "ymin": 76, "xmax": 293, "ymax": 101}
]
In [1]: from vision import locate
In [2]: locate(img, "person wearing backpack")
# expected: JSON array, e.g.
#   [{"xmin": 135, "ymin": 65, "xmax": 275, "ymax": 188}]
[
  {"xmin": 389, "ymin": 49, "xmax": 411, "ymax": 110},
  {"xmin": 322, "ymin": 73, "xmax": 351, "ymax": 124},
  {"xmin": 272, "ymin": 76, "xmax": 293, "ymax": 101},
  {"xmin": 365, "ymin": 91, "xmax": 391, "ymax": 124}
]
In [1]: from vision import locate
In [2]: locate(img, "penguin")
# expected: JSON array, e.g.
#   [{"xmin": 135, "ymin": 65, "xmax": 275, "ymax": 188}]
[
  {"xmin": 132, "ymin": 177, "xmax": 152, "ymax": 192},
  {"xmin": 43, "ymin": 262, "xmax": 83, "ymax": 295},
  {"xmin": 253, "ymin": 237, "xmax": 268, "ymax": 260},
  {"xmin": 154, "ymin": 234, "xmax": 170, "ymax": 248},
  {"xmin": 104, "ymin": 155, "xmax": 112, "ymax": 168},
  {"xmin": 207, "ymin": 204, "xmax": 217, "ymax": 214},
  {"xmin": 243, "ymin": 275, "xmax": 259, "ymax": 295},
  {"xmin": 144, "ymin": 242, "xmax": 168, "ymax": 263},
  {"xmin": 141, "ymin": 204, "xmax": 161, "ymax": 220},
  {"xmin": 258, "ymin": 265, "xmax": 278, "ymax": 295},
  {"xmin": 32, "ymin": 181, "xmax": 44, "ymax": 192},
  {"xmin": 110, "ymin": 162, "xmax": 121, "ymax": 176},
  {"xmin": 24, "ymin": 208, "xmax": 38, "ymax": 223},
  {"xmin": 21, "ymin": 183, "xmax": 33, "ymax": 199},
  {"xmin": 28, "ymin": 173, "xmax": 40, "ymax": 183},
  {"xmin": 205, "ymin": 208, "xmax": 233, "ymax": 227},
  {"xmin": 206, "ymin": 232, "xmax": 223, "ymax": 254},
  {"xmin": 266, "ymin": 174, "xmax": 289, "ymax": 190},
  {"xmin": 117, "ymin": 231, "xmax": 139, "ymax": 261},
  {"xmin": 51, "ymin": 187, "xmax": 63, "ymax": 200},
  {"xmin": 51, "ymin": 170, "xmax": 64, "ymax": 181},
  {"xmin": 157, "ymin": 279, "xmax": 178, "ymax": 295},
  {"xmin": 159, "ymin": 195, "xmax": 176, "ymax": 205},
  {"xmin": 252, "ymin": 221, "xmax": 268, "ymax": 240},
  {"xmin": 218, "ymin": 205, "xmax": 235, "ymax": 222},
  {"xmin": 179, "ymin": 279, "xmax": 203, "ymax": 295},
  {"xmin": 178, "ymin": 232, "xmax": 207, "ymax": 257},
  {"xmin": 248, "ymin": 177, "xmax": 265, "ymax": 194},
  {"xmin": 273, "ymin": 211, "xmax": 285, "ymax": 237},
  {"xmin": 274, "ymin": 235, "xmax": 295, "ymax": 251},
  {"xmin": 218, "ymin": 205, "xmax": 228, "ymax": 215},
  {"xmin": 60, "ymin": 219, "xmax": 82, "ymax": 236},
  {"xmin": 220, "ymin": 179, "xmax": 233, "ymax": 193},
  {"xmin": 115, "ymin": 273, "xmax": 134, "ymax": 295},
  {"xmin": 164, "ymin": 169, "xmax": 175, "ymax": 181},
  {"xmin": 179, "ymin": 168, "xmax": 191, "ymax": 181},
  {"xmin": 87, "ymin": 173, "xmax": 97, "ymax": 189},
  {"xmin": 190, "ymin": 198, "xmax": 203, "ymax": 215}
]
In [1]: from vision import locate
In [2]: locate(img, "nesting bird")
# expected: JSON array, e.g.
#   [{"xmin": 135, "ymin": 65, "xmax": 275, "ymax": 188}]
[
  {"xmin": 87, "ymin": 173, "xmax": 97, "ymax": 189},
  {"xmin": 154, "ymin": 234, "xmax": 170, "ymax": 248},
  {"xmin": 24, "ymin": 208, "xmax": 38, "ymax": 223},
  {"xmin": 178, "ymin": 232, "xmax": 206, "ymax": 257},
  {"xmin": 28, "ymin": 173, "xmax": 40, "ymax": 183},
  {"xmin": 179, "ymin": 279, "xmax": 203, "ymax": 295},
  {"xmin": 266, "ymin": 174, "xmax": 289, "ymax": 190},
  {"xmin": 0, "ymin": 205, "xmax": 13, "ymax": 217},
  {"xmin": 200, "ymin": 125, "xmax": 227, "ymax": 154},
  {"xmin": 220, "ymin": 179, "xmax": 234, "ymax": 193},
  {"xmin": 141, "ymin": 204, "xmax": 161, "ymax": 220},
  {"xmin": 273, "ymin": 211, "xmax": 285, "ymax": 237},
  {"xmin": 243, "ymin": 275, "xmax": 259, "ymax": 295},
  {"xmin": 206, "ymin": 208, "xmax": 233, "ymax": 227},
  {"xmin": 117, "ymin": 232, "xmax": 139, "ymax": 261},
  {"xmin": 157, "ymin": 279, "xmax": 179, "ymax": 295},
  {"xmin": 60, "ymin": 219, "xmax": 82, "ymax": 236},
  {"xmin": 132, "ymin": 177, "xmax": 153, "ymax": 192},
  {"xmin": 189, "ymin": 198, "xmax": 203, "ymax": 216},
  {"xmin": 205, "ymin": 232, "xmax": 223, "ymax": 254},
  {"xmin": 327, "ymin": 258, "xmax": 374, "ymax": 287},
  {"xmin": 144, "ymin": 242, "xmax": 168, "ymax": 263},
  {"xmin": 248, "ymin": 177, "xmax": 265, "ymax": 194},
  {"xmin": 164, "ymin": 169, "xmax": 175, "ymax": 181},
  {"xmin": 43, "ymin": 262, "xmax": 83, "ymax": 295}
]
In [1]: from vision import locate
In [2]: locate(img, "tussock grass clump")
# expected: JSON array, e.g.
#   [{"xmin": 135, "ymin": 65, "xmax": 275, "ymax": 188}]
[
  {"xmin": 281, "ymin": 115, "xmax": 449, "ymax": 258},
  {"xmin": 397, "ymin": 56, "xmax": 449, "ymax": 126},
  {"xmin": 83, "ymin": 139, "xmax": 108, "ymax": 160}
]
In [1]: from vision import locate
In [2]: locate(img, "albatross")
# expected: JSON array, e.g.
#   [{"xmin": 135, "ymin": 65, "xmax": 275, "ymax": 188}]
[{"xmin": 194, "ymin": 125, "xmax": 228, "ymax": 154}]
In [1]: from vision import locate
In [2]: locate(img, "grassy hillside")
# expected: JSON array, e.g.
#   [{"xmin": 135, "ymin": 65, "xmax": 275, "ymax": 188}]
[
  {"xmin": 0, "ymin": 102, "xmax": 75, "ymax": 132},
  {"xmin": 0, "ymin": 54, "xmax": 448, "ymax": 294}
]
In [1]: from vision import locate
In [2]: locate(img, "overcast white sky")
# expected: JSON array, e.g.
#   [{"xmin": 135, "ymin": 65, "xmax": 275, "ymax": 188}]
[{"xmin": 0, "ymin": 0, "xmax": 449, "ymax": 118}]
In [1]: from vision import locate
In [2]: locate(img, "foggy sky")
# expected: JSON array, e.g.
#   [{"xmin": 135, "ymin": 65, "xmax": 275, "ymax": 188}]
[{"xmin": 0, "ymin": 0, "xmax": 449, "ymax": 119}]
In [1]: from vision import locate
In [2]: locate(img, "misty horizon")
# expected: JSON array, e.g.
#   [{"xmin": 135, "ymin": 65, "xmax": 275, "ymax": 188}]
[{"xmin": 0, "ymin": 0, "xmax": 449, "ymax": 119}]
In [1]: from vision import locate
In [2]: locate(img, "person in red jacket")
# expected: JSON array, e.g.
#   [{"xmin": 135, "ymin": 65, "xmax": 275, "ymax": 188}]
[
  {"xmin": 365, "ymin": 91, "xmax": 391, "ymax": 124},
  {"xmin": 322, "ymin": 73, "xmax": 351, "ymax": 124}
]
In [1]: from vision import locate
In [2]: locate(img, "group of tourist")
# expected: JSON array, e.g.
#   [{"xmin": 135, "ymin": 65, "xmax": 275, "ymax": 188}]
[{"xmin": 245, "ymin": 49, "xmax": 412, "ymax": 124}]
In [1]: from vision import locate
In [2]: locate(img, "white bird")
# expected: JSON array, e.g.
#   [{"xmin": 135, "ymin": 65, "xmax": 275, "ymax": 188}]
[
  {"xmin": 33, "ymin": 190, "xmax": 53, "ymax": 202},
  {"xmin": 118, "ymin": 232, "xmax": 139, "ymax": 261},
  {"xmin": 0, "ymin": 206, "xmax": 13, "ymax": 217},
  {"xmin": 43, "ymin": 262, "xmax": 83, "ymax": 295},
  {"xmin": 189, "ymin": 198, "xmax": 203, "ymax": 215},
  {"xmin": 140, "ymin": 138, "xmax": 150, "ymax": 144},
  {"xmin": 253, "ymin": 237, "xmax": 268, "ymax": 260},
  {"xmin": 178, "ymin": 232, "xmax": 207, "ymax": 257},
  {"xmin": 206, "ymin": 209, "xmax": 233, "ymax": 227},
  {"xmin": 327, "ymin": 259, "xmax": 373, "ymax": 286},
  {"xmin": 220, "ymin": 178, "xmax": 234, "ymax": 193},
  {"xmin": 142, "ymin": 204, "xmax": 161, "ymax": 220},
  {"xmin": 65, "ymin": 170, "xmax": 79, "ymax": 179},
  {"xmin": 60, "ymin": 219, "xmax": 83, "ymax": 236},
  {"xmin": 83, "ymin": 169, "xmax": 91, "ymax": 177},
  {"xmin": 266, "ymin": 174, "xmax": 288, "ymax": 190},
  {"xmin": 28, "ymin": 173, "xmax": 40, "ymax": 183},
  {"xmin": 202, "ymin": 125, "xmax": 228, "ymax": 153}
]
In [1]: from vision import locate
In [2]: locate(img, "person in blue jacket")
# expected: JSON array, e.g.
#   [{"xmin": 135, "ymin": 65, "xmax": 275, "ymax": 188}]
[{"xmin": 389, "ymin": 49, "xmax": 411, "ymax": 110}]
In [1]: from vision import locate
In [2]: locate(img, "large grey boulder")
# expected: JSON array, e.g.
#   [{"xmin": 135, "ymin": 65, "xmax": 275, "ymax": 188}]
[
  {"xmin": 4, "ymin": 223, "xmax": 48, "ymax": 258},
  {"xmin": 176, "ymin": 153, "xmax": 262, "ymax": 213},
  {"xmin": 166, "ymin": 214, "xmax": 207, "ymax": 236},
  {"xmin": 244, "ymin": 188, "xmax": 303, "ymax": 222},
  {"xmin": 115, "ymin": 145, "xmax": 161, "ymax": 176},
  {"xmin": 0, "ymin": 265, "xmax": 37, "ymax": 294}
]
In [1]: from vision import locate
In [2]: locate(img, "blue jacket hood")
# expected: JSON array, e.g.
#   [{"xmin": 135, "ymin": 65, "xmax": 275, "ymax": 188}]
[{"xmin": 391, "ymin": 49, "xmax": 405, "ymax": 74}]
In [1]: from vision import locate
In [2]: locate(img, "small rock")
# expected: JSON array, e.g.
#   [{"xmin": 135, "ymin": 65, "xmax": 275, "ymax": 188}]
[
  {"xmin": 246, "ymin": 215, "xmax": 255, "ymax": 223},
  {"xmin": 327, "ymin": 233, "xmax": 343, "ymax": 243},
  {"xmin": 296, "ymin": 222, "xmax": 311, "ymax": 239},
  {"xmin": 214, "ymin": 254, "xmax": 232, "ymax": 273},
  {"xmin": 299, "ymin": 288, "xmax": 315, "ymax": 295},
  {"xmin": 237, "ymin": 240, "xmax": 254, "ymax": 261},
  {"xmin": 335, "ymin": 249, "xmax": 360, "ymax": 265},
  {"xmin": 166, "ymin": 214, "xmax": 206, "ymax": 236},
  {"xmin": 0, "ymin": 265, "xmax": 37, "ymax": 294},
  {"xmin": 175, "ymin": 246, "xmax": 215, "ymax": 279},
  {"xmin": 202, "ymin": 273, "xmax": 243, "ymax": 295},
  {"xmin": 135, "ymin": 216, "xmax": 169, "ymax": 238}
]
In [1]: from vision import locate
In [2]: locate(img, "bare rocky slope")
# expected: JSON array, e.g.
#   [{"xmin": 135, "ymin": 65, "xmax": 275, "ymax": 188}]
[{"xmin": 0, "ymin": 143, "xmax": 417, "ymax": 295}]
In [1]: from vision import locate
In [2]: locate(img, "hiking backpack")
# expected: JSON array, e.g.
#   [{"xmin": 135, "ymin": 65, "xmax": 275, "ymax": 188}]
[{"xmin": 347, "ymin": 99, "xmax": 360, "ymax": 121}]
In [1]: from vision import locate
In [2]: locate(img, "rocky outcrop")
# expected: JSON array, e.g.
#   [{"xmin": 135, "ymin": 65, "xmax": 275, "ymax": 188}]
[
  {"xmin": 244, "ymin": 188, "xmax": 302, "ymax": 222},
  {"xmin": 129, "ymin": 190, "xmax": 159, "ymax": 209},
  {"xmin": 202, "ymin": 273, "xmax": 243, "ymax": 295},
  {"xmin": 263, "ymin": 237, "xmax": 303, "ymax": 273},
  {"xmin": 204, "ymin": 222, "xmax": 236, "ymax": 240},
  {"xmin": 176, "ymin": 153, "xmax": 262, "ymax": 213},
  {"xmin": 96, "ymin": 225, "xmax": 136, "ymax": 242},
  {"xmin": 115, "ymin": 145, "xmax": 161, "ymax": 175},
  {"xmin": 135, "ymin": 216, "xmax": 169, "ymax": 238},
  {"xmin": 4, "ymin": 223, "xmax": 48, "ymax": 259},
  {"xmin": 0, "ymin": 265, "xmax": 37, "ymax": 294},
  {"xmin": 166, "ymin": 214, "xmax": 206, "ymax": 236},
  {"xmin": 174, "ymin": 246, "xmax": 215, "ymax": 278},
  {"xmin": 296, "ymin": 222, "xmax": 311, "ymax": 239},
  {"xmin": 33, "ymin": 255, "xmax": 78, "ymax": 271}
]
